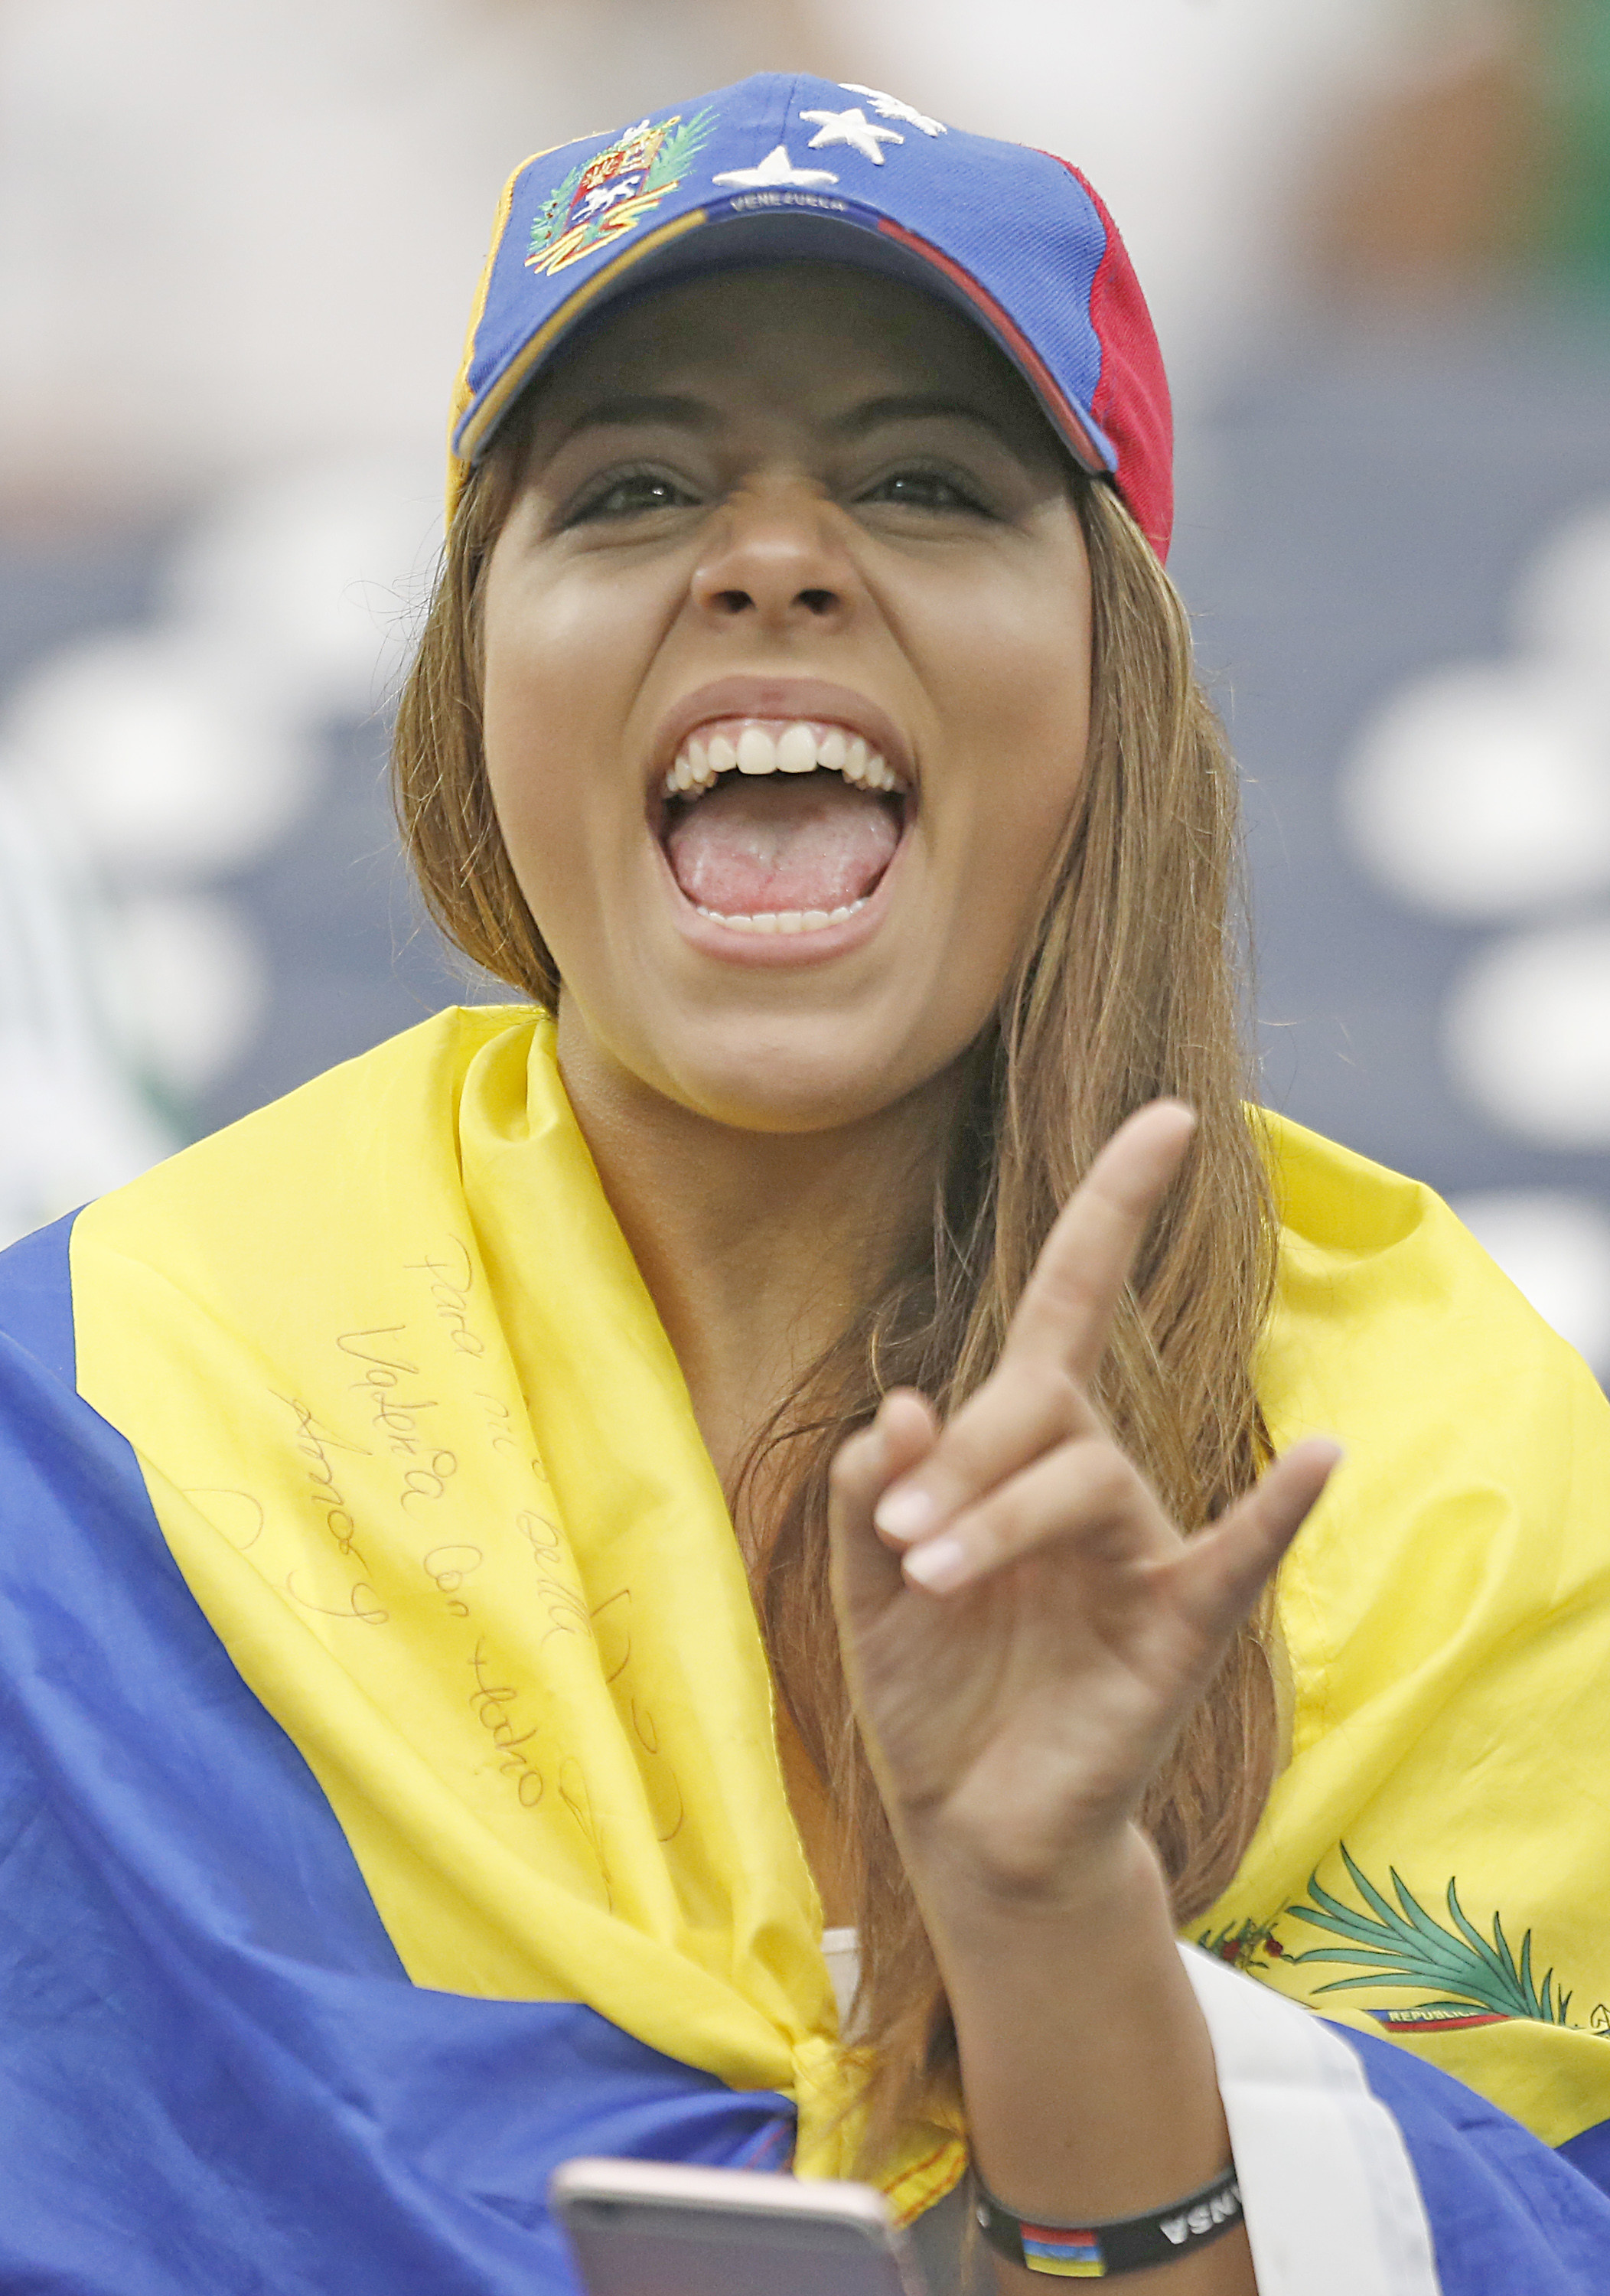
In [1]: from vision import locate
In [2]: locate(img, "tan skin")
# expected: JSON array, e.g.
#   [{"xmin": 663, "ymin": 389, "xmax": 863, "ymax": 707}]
[{"xmin": 481, "ymin": 263, "xmax": 1338, "ymax": 2294}]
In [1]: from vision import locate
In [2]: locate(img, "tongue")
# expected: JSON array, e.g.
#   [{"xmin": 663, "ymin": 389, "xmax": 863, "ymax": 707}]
[{"xmin": 664, "ymin": 773, "xmax": 900, "ymax": 915}]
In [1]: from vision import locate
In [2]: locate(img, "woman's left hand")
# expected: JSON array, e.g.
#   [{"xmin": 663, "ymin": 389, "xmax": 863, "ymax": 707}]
[{"xmin": 827, "ymin": 1101, "xmax": 1340, "ymax": 1911}]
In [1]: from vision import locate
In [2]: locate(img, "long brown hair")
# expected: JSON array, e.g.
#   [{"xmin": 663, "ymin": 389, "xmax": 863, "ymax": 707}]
[{"xmin": 393, "ymin": 433, "xmax": 1279, "ymax": 2159}]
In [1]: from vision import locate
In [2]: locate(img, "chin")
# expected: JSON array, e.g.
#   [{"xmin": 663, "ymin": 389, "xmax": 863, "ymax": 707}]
[{"xmin": 653, "ymin": 1019, "xmax": 937, "ymax": 1137}]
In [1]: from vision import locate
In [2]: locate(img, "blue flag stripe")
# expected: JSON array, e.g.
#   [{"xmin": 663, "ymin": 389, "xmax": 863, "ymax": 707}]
[{"xmin": 0, "ymin": 1219, "xmax": 793, "ymax": 2294}]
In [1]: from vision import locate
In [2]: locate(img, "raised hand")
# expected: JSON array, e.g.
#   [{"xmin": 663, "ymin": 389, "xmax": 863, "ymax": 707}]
[{"xmin": 827, "ymin": 1100, "xmax": 1339, "ymax": 1903}]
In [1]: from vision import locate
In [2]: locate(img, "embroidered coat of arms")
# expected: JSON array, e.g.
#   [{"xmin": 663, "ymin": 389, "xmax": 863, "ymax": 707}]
[{"xmin": 526, "ymin": 111, "xmax": 717, "ymax": 278}]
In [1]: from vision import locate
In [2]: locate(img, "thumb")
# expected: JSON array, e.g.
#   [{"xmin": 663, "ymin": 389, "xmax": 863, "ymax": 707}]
[{"xmin": 1174, "ymin": 1437, "xmax": 1342, "ymax": 1647}]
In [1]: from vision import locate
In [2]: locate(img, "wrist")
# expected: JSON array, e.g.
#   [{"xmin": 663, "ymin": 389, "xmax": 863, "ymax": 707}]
[
  {"xmin": 909, "ymin": 1816, "xmax": 1172, "ymax": 1958},
  {"xmin": 930, "ymin": 1825, "xmax": 1233, "ymax": 2248}
]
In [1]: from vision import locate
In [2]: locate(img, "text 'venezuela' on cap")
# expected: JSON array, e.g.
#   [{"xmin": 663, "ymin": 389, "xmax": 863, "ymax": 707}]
[{"xmin": 447, "ymin": 70, "xmax": 1172, "ymax": 560}]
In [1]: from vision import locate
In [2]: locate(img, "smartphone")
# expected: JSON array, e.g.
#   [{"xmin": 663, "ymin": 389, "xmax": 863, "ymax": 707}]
[{"xmin": 549, "ymin": 2155, "xmax": 933, "ymax": 2296}]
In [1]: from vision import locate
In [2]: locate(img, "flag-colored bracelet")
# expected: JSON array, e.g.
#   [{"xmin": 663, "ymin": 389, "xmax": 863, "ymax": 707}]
[{"xmin": 973, "ymin": 2158, "xmax": 1243, "ymax": 2278}]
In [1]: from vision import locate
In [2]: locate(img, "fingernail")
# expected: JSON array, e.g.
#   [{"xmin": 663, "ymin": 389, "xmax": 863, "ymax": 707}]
[
  {"xmin": 873, "ymin": 1486, "xmax": 937, "ymax": 1544},
  {"xmin": 901, "ymin": 1534, "xmax": 970, "ymax": 1593}
]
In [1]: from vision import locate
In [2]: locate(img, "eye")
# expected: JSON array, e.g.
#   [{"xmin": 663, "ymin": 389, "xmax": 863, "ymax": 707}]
[
  {"xmin": 570, "ymin": 470, "xmax": 696, "ymax": 523},
  {"xmin": 860, "ymin": 467, "xmax": 989, "ymax": 515}
]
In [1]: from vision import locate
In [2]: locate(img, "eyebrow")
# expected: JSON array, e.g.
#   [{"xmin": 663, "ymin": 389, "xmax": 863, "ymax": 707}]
[
  {"xmin": 825, "ymin": 393, "xmax": 1012, "ymax": 442},
  {"xmin": 552, "ymin": 393, "xmax": 719, "ymax": 445},
  {"xmin": 551, "ymin": 389, "xmax": 1012, "ymax": 448}
]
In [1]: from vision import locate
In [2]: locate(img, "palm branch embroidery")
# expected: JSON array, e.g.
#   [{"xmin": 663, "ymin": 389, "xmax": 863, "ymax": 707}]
[
  {"xmin": 1284, "ymin": 1844, "xmax": 1573, "ymax": 2030},
  {"xmin": 640, "ymin": 109, "xmax": 716, "ymax": 194},
  {"xmin": 530, "ymin": 164, "xmax": 586, "ymax": 256}
]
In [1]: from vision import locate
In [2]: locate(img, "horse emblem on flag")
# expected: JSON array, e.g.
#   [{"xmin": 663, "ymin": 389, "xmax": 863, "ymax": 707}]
[{"xmin": 526, "ymin": 110, "xmax": 717, "ymax": 277}]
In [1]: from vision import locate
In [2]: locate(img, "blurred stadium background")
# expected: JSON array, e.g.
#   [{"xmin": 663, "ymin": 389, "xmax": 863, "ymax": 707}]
[{"xmin": 2, "ymin": 0, "xmax": 1608, "ymax": 1371}]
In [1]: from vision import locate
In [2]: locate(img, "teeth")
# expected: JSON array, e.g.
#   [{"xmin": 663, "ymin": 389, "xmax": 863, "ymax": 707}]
[
  {"xmin": 662, "ymin": 721, "xmax": 904, "ymax": 799},
  {"xmin": 694, "ymin": 898, "xmax": 869, "ymax": 934},
  {"xmin": 777, "ymin": 722, "xmax": 818, "ymax": 774}
]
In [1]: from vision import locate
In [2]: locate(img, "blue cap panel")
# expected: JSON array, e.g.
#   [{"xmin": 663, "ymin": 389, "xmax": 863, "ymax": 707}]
[{"xmin": 455, "ymin": 72, "xmax": 1111, "ymax": 468}]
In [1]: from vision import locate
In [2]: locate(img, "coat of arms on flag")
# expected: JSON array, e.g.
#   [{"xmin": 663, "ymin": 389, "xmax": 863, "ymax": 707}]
[{"xmin": 526, "ymin": 110, "xmax": 717, "ymax": 277}]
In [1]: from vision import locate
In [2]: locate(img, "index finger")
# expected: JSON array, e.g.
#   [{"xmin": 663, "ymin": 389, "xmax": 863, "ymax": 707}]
[{"xmin": 1003, "ymin": 1100, "xmax": 1197, "ymax": 1388}]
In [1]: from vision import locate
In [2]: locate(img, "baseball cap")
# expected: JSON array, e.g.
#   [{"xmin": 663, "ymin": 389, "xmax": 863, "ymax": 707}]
[{"xmin": 447, "ymin": 70, "xmax": 1173, "ymax": 559}]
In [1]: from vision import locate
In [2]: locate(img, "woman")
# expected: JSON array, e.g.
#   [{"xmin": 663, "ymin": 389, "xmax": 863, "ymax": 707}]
[{"xmin": 2, "ymin": 70, "xmax": 1608, "ymax": 2296}]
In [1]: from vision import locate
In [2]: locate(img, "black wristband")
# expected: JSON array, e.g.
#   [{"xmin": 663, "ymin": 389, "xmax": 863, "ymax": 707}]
[{"xmin": 973, "ymin": 2158, "xmax": 1243, "ymax": 2278}]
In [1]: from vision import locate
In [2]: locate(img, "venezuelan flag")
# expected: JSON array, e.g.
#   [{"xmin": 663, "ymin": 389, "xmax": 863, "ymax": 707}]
[
  {"xmin": 1, "ymin": 1007, "xmax": 1609, "ymax": 2293},
  {"xmin": 1022, "ymin": 2223, "xmax": 1106, "ymax": 2275}
]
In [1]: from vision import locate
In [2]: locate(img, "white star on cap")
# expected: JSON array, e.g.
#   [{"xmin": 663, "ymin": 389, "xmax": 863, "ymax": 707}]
[
  {"xmin": 800, "ymin": 106, "xmax": 903, "ymax": 165},
  {"xmin": 712, "ymin": 144, "xmax": 839, "ymax": 190},
  {"xmin": 840, "ymin": 83, "xmax": 947, "ymax": 136}
]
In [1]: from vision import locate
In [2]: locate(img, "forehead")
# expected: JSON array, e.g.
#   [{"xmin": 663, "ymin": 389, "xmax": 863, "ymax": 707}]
[{"xmin": 525, "ymin": 261, "xmax": 1057, "ymax": 440}]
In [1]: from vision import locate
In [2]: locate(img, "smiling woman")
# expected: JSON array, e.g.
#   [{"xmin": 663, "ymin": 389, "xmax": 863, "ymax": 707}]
[
  {"xmin": 402, "ymin": 257, "xmax": 1283, "ymax": 2215},
  {"xmin": 3, "ymin": 67, "xmax": 1610, "ymax": 2296},
  {"xmin": 477, "ymin": 266, "xmax": 1098, "ymax": 1120}
]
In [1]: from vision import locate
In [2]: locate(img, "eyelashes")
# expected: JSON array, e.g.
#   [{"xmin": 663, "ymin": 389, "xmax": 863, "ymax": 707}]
[
  {"xmin": 565, "ymin": 469, "xmax": 697, "ymax": 525},
  {"xmin": 559, "ymin": 458, "xmax": 999, "ymax": 531},
  {"xmin": 857, "ymin": 467, "xmax": 992, "ymax": 516}
]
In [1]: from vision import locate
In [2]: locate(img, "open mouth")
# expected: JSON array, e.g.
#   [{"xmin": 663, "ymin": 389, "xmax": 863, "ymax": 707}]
[{"xmin": 657, "ymin": 717, "xmax": 911, "ymax": 936}]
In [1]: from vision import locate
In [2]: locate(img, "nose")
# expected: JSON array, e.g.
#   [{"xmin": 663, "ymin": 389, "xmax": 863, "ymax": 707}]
[{"xmin": 689, "ymin": 481, "xmax": 858, "ymax": 633}]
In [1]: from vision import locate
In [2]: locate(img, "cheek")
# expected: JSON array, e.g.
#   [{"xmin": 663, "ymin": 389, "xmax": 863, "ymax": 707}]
[
  {"xmin": 479, "ymin": 571, "xmax": 638, "ymax": 910},
  {"xmin": 923, "ymin": 565, "xmax": 1092, "ymax": 866},
  {"xmin": 484, "ymin": 572, "xmax": 595, "ymax": 785},
  {"xmin": 908, "ymin": 519, "xmax": 1090, "ymax": 732}
]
